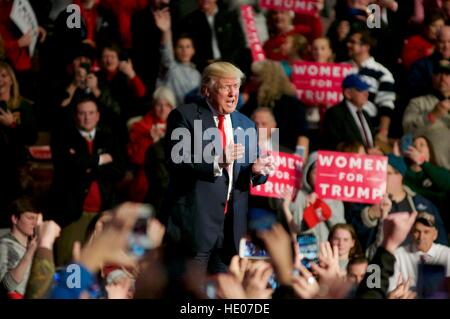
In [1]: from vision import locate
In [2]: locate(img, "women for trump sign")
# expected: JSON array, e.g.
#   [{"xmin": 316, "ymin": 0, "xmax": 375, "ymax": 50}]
[
  {"xmin": 315, "ymin": 151, "xmax": 387, "ymax": 204},
  {"xmin": 251, "ymin": 152, "xmax": 303, "ymax": 198},
  {"xmin": 291, "ymin": 61, "xmax": 354, "ymax": 106},
  {"xmin": 259, "ymin": 0, "xmax": 321, "ymax": 15}
]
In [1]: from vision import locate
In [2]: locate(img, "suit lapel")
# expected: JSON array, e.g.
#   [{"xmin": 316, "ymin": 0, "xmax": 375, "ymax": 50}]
[
  {"xmin": 231, "ymin": 111, "xmax": 242, "ymax": 184},
  {"xmin": 342, "ymin": 103, "xmax": 366, "ymax": 146}
]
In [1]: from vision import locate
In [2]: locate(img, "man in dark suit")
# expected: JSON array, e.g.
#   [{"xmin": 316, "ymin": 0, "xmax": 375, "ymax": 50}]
[
  {"xmin": 179, "ymin": 0, "xmax": 250, "ymax": 74},
  {"xmin": 50, "ymin": 97, "xmax": 126, "ymax": 266},
  {"xmin": 164, "ymin": 62, "xmax": 274, "ymax": 274},
  {"xmin": 321, "ymin": 74, "xmax": 376, "ymax": 151}
]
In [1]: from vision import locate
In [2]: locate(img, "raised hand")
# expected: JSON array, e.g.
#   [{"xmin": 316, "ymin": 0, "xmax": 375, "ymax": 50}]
[
  {"xmin": 291, "ymin": 265, "xmax": 319, "ymax": 299},
  {"xmin": 242, "ymin": 260, "xmax": 274, "ymax": 299},
  {"xmin": 382, "ymin": 211, "xmax": 418, "ymax": 254},
  {"xmin": 252, "ymin": 152, "xmax": 275, "ymax": 176},
  {"xmin": 153, "ymin": 7, "xmax": 171, "ymax": 32},
  {"xmin": 388, "ymin": 276, "xmax": 417, "ymax": 299}
]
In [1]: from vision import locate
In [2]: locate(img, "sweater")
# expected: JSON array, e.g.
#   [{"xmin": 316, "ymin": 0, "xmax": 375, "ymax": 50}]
[
  {"xmin": 157, "ymin": 41, "xmax": 201, "ymax": 107},
  {"xmin": 0, "ymin": 232, "xmax": 30, "ymax": 296}
]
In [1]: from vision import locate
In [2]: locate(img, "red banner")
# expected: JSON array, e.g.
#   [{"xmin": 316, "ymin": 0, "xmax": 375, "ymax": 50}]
[
  {"xmin": 291, "ymin": 61, "xmax": 354, "ymax": 106},
  {"xmin": 259, "ymin": 0, "xmax": 320, "ymax": 15},
  {"xmin": 241, "ymin": 5, "xmax": 266, "ymax": 62},
  {"xmin": 315, "ymin": 151, "xmax": 387, "ymax": 204},
  {"xmin": 251, "ymin": 152, "xmax": 303, "ymax": 198}
]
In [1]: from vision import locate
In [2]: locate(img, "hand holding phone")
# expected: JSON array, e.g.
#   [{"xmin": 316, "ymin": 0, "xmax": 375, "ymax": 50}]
[
  {"xmin": 239, "ymin": 238, "xmax": 269, "ymax": 259},
  {"xmin": 297, "ymin": 234, "xmax": 319, "ymax": 270},
  {"xmin": 128, "ymin": 204, "xmax": 155, "ymax": 259},
  {"xmin": 400, "ymin": 133, "xmax": 413, "ymax": 155}
]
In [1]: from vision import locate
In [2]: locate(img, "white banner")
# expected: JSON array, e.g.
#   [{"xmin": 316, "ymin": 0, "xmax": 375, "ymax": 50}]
[{"xmin": 10, "ymin": 0, "xmax": 39, "ymax": 56}]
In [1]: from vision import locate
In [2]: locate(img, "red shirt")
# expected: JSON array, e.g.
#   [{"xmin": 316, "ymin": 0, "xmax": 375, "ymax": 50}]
[
  {"xmin": 0, "ymin": 1, "xmax": 31, "ymax": 71},
  {"xmin": 401, "ymin": 35, "xmax": 434, "ymax": 70}
]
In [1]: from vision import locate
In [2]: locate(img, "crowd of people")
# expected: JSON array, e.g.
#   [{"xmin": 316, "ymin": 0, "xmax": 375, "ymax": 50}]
[{"xmin": 0, "ymin": 0, "xmax": 449, "ymax": 300}]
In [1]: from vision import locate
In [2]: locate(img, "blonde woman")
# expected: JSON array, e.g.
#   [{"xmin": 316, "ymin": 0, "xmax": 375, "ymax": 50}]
[
  {"xmin": 0, "ymin": 61, "xmax": 37, "ymax": 221},
  {"xmin": 241, "ymin": 60, "xmax": 309, "ymax": 156}
]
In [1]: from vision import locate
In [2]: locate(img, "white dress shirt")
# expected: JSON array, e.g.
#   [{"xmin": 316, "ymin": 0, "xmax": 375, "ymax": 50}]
[
  {"xmin": 388, "ymin": 243, "xmax": 450, "ymax": 292},
  {"xmin": 205, "ymin": 7, "xmax": 221, "ymax": 60},
  {"xmin": 346, "ymin": 101, "xmax": 374, "ymax": 148},
  {"xmin": 208, "ymin": 103, "xmax": 234, "ymax": 201}
]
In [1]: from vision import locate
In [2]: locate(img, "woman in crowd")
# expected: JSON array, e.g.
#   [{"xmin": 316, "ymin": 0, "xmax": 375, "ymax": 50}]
[
  {"xmin": 240, "ymin": 60, "xmax": 308, "ymax": 155},
  {"xmin": 401, "ymin": 136, "xmax": 450, "ymax": 227},
  {"xmin": 328, "ymin": 223, "xmax": 363, "ymax": 271},
  {"xmin": 306, "ymin": 37, "xmax": 335, "ymax": 151},
  {"xmin": 401, "ymin": 9, "xmax": 446, "ymax": 70},
  {"xmin": 282, "ymin": 151, "xmax": 345, "ymax": 245},
  {"xmin": 263, "ymin": 10, "xmax": 313, "ymax": 61},
  {"xmin": 97, "ymin": 43, "xmax": 147, "ymax": 121},
  {"xmin": 0, "ymin": 61, "xmax": 37, "ymax": 226},
  {"xmin": 127, "ymin": 86, "xmax": 175, "ymax": 202}
]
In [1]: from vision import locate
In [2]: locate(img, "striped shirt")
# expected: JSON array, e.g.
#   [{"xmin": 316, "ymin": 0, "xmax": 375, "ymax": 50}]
[{"xmin": 350, "ymin": 57, "xmax": 396, "ymax": 119}]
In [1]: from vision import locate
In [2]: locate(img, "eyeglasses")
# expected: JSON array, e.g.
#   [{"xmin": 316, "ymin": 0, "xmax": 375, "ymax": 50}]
[{"xmin": 347, "ymin": 39, "xmax": 363, "ymax": 45}]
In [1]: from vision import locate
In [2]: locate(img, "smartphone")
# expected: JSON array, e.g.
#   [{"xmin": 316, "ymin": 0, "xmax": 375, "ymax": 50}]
[
  {"xmin": 268, "ymin": 273, "xmax": 279, "ymax": 290},
  {"xmin": 128, "ymin": 204, "xmax": 155, "ymax": 259},
  {"xmin": 119, "ymin": 51, "xmax": 129, "ymax": 62},
  {"xmin": 239, "ymin": 238, "xmax": 270, "ymax": 259},
  {"xmin": 206, "ymin": 281, "xmax": 216, "ymax": 299},
  {"xmin": 297, "ymin": 234, "xmax": 319, "ymax": 270},
  {"xmin": 80, "ymin": 62, "xmax": 92, "ymax": 75},
  {"xmin": 400, "ymin": 133, "xmax": 413, "ymax": 154},
  {"xmin": 416, "ymin": 263, "xmax": 448, "ymax": 299}
]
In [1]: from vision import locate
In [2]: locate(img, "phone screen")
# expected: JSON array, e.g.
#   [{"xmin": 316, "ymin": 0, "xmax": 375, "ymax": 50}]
[
  {"xmin": 400, "ymin": 133, "xmax": 413, "ymax": 154},
  {"xmin": 239, "ymin": 238, "xmax": 269, "ymax": 259},
  {"xmin": 128, "ymin": 204, "xmax": 155, "ymax": 258},
  {"xmin": 416, "ymin": 263, "xmax": 448, "ymax": 299},
  {"xmin": 297, "ymin": 234, "xmax": 319, "ymax": 270}
]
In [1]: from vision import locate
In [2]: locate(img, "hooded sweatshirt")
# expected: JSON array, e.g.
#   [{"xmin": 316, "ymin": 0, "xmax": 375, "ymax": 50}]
[{"xmin": 289, "ymin": 152, "xmax": 346, "ymax": 244}]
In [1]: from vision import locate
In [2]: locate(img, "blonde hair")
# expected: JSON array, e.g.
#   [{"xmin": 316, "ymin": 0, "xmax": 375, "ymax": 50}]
[
  {"xmin": 201, "ymin": 62, "xmax": 245, "ymax": 95},
  {"xmin": 153, "ymin": 86, "xmax": 176, "ymax": 108},
  {"xmin": 252, "ymin": 60, "xmax": 296, "ymax": 108},
  {"xmin": 0, "ymin": 61, "xmax": 22, "ymax": 110}
]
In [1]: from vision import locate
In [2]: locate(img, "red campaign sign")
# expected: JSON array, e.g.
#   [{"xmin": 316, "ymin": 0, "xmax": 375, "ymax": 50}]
[
  {"xmin": 291, "ymin": 61, "xmax": 354, "ymax": 106},
  {"xmin": 259, "ymin": 0, "xmax": 320, "ymax": 15},
  {"xmin": 251, "ymin": 152, "xmax": 303, "ymax": 199},
  {"xmin": 315, "ymin": 151, "xmax": 387, "ymax": 204},
  {"xmin": 240, "ymin": 5, "xmax": 266, "ymax": 62}
]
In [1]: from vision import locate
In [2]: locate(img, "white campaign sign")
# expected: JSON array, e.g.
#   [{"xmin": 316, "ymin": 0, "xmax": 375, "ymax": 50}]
[{"xmin": 10, "ymin": 0, "xmax": 39, "ymax": 56}]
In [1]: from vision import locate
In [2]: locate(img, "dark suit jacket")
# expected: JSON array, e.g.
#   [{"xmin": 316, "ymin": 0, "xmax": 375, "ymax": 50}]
[
  {"xmin": 321, "ymin": 100, "xmax": 375, "ymax": 150},
  {"xmin": 180, "ymin": 7, "xmax": 250, "ymax": 74},
  {"xmin": 49, "ymin": 125, "xmax": 126, "ymax": 227},
  {"xmin": 164, "ymin": 99, "xmax": 267, "ymax": 254}
]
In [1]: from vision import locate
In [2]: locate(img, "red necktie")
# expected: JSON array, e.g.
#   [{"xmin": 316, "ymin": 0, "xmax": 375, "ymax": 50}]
[
  {"xmin": 218, "ymin": 115, "xmax": 229, "ymax": 214},
  {"xmin": 85, "ymin": 136, "xmax": 93, "ymax": 154},
  {"xmin": 218, "ymin": 114, "xmax": 227, "ymax": 151}
]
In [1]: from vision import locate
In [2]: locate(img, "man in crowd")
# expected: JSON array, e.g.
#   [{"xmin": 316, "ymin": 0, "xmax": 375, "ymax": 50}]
[
  {"xmin": 50, "ymin": 97, "xmax": 126, "ymax": 266},
  {"xmin": 403, "ymin": 60, "xmax": 450, "ymax": 170},
  {"xmin": 408, "ymin": 26, "xmax": 450, "ymax": 98},
  {"xmin": 347, "ymin": 30, "xmax": 396, "ymax": 144},
  {"xmin": 180, "ymin": 0, "xmax": 249, "ymax": 73},
  {"xmin": 388, "ymin": 212, "xmax": 450, "ymax": 292},
  {"xmin": 347, "ymin": 256, "xmax": 369, "ymax": 285},
  {"xmin": 0, "ymin": 197, "xmax": 39, "ymax": 299},
  {"xmin": 321, "ymin": 74, "xmax": 376, "ymax": 151},
  {"xmin": 164, "ymin": 62, "xmax": 274, "ymax": 274}
]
